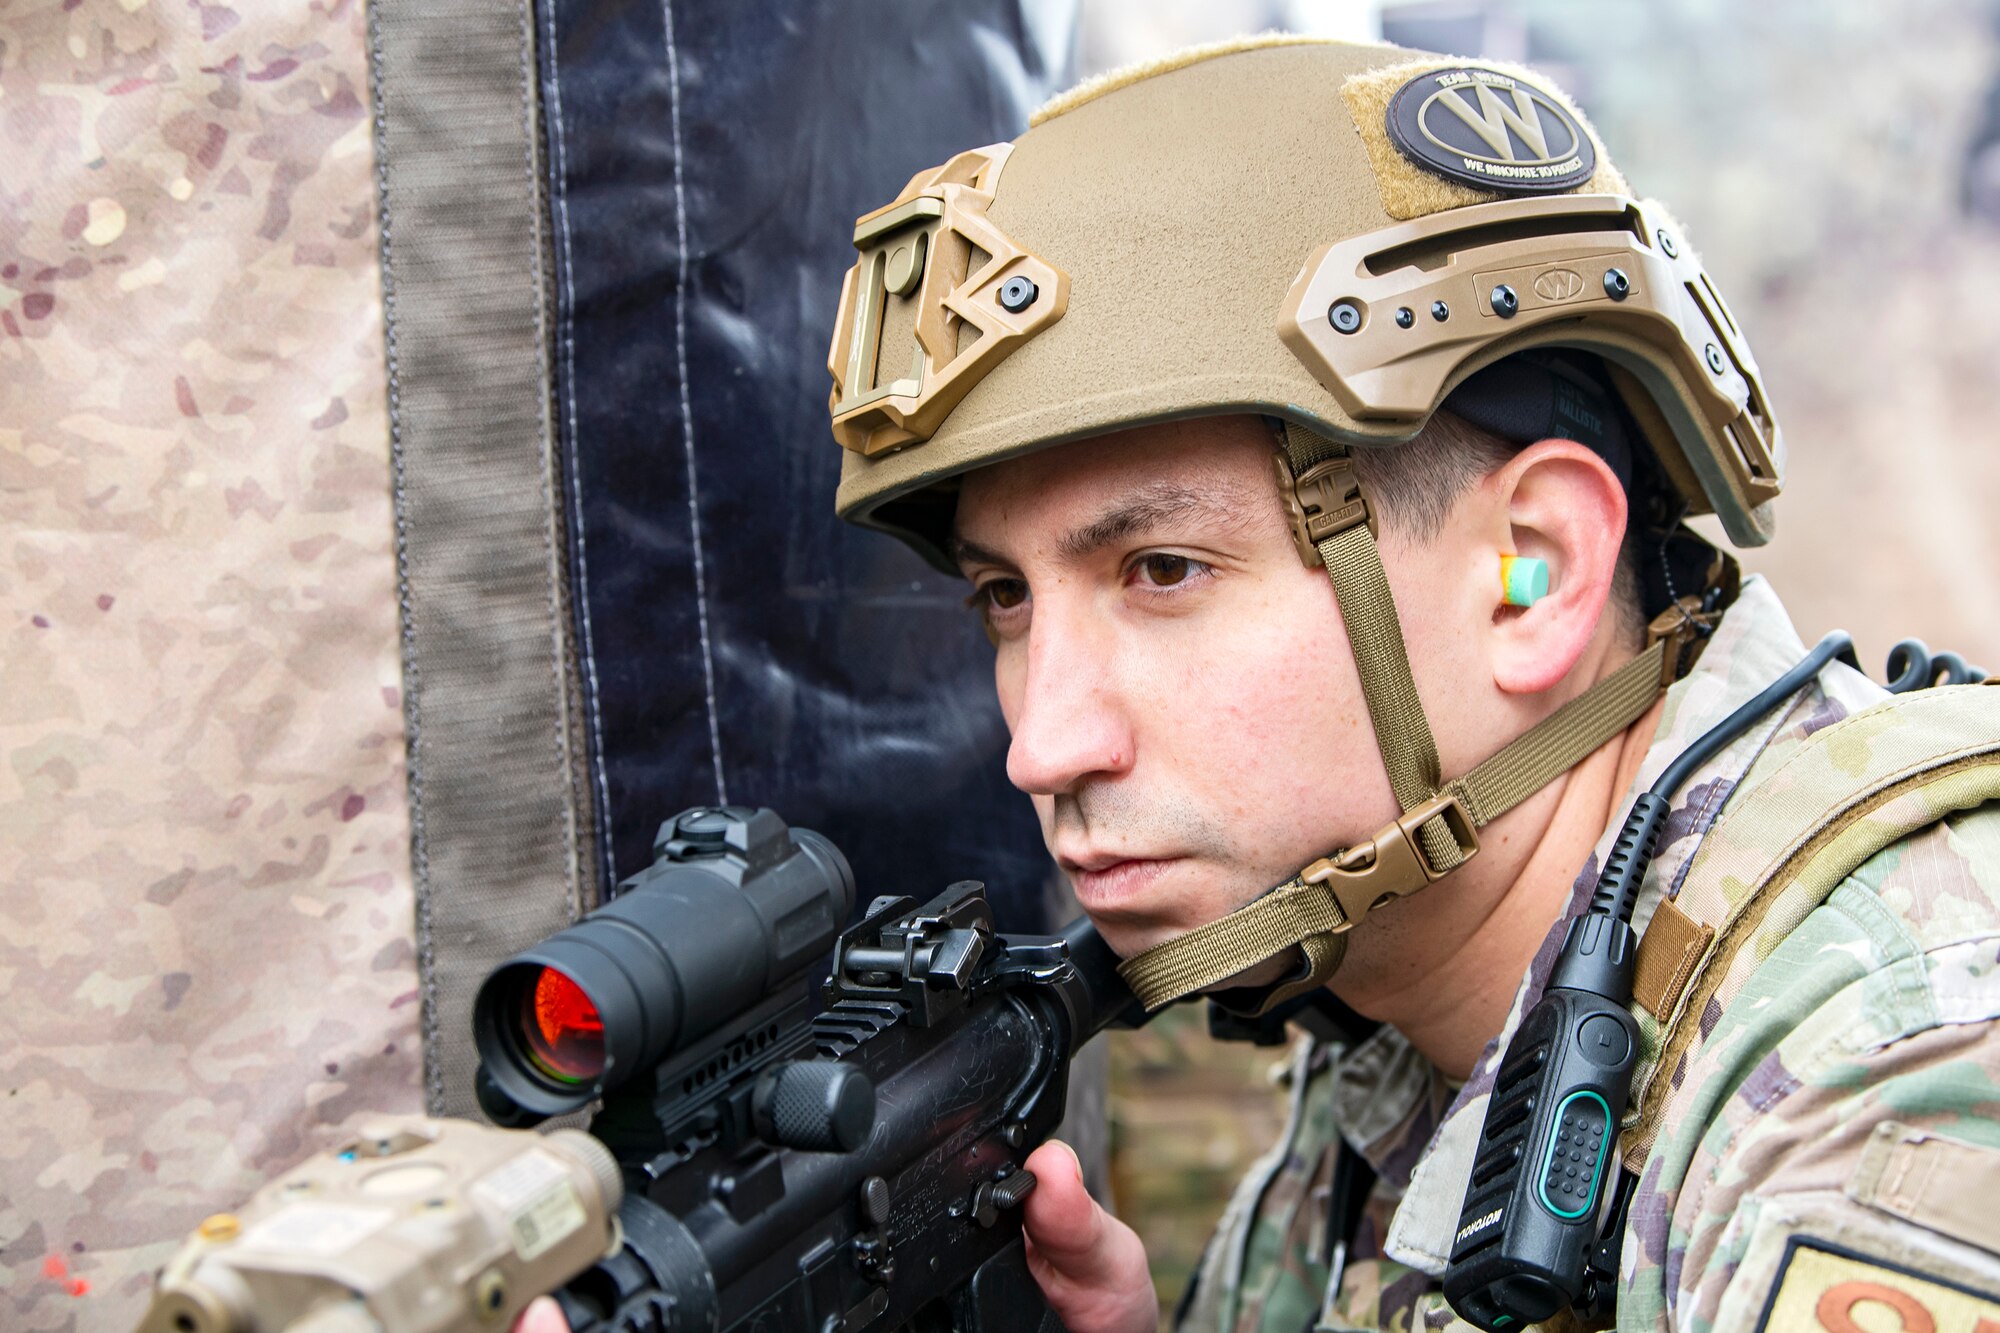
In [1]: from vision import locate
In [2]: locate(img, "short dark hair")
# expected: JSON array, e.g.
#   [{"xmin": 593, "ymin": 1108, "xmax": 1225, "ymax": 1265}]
[{"xmin": 1350, "ymin": 409, "xmax": 1515, "ymax": 544}]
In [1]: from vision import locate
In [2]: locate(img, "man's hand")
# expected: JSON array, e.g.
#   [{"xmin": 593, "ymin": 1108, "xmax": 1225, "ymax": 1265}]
[
  {"xmin": 512, "ymin": 1296, "xmax": 569, "ymax": 1333},
  {"xmin": 1021, "ymin": 1140, "xmax": 1158, "ymax": 1333}
]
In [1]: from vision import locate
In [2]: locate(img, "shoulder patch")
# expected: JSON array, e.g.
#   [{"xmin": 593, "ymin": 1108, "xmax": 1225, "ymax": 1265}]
[
  {"xmin": 1755, "ymin": 1238, "xmax": 2000, "ymax": 1333},
  {"xmin": 1385, "ymin": 67, "xmax": 1596, "ymax": 194}
]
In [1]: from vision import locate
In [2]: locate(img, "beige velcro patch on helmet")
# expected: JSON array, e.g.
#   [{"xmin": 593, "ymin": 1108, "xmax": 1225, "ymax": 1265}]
[
  {"xmin": 1340, "ymin": 58, "xmax": 1628, "ymax": 220},
  {"xmin": 1029, "ymin": 32, "xmax": 1336, "ymax": 127}
]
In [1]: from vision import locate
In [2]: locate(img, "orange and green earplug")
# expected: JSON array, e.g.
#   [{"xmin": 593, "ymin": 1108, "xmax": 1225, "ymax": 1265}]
[{"xmin": 1501, "ymin": 555, "xmax": 1549, "ymax": 608}]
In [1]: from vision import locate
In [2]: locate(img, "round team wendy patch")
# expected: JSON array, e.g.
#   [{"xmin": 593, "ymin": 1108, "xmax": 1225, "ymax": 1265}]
[{"xmin": 1386, "ymin": 67, "xmax": 1596, "ymax": 194}]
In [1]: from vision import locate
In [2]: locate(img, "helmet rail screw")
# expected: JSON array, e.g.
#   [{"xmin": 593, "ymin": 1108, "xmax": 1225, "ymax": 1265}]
[
  {"xmin": 1431, "ymin": 299, "xmax": 1450, "ymax": 322},
  {"xmin": 1704, "ymin": 343, "xmax": 1726, "ymax": 375},
  {"xmin": 998, "ymin": 276, "xmax": 1038, "ymax": 313},
  {"xmin": 1656, "ymin": 229, "xmax": 1679, "ymax": 258},
  {"xmin": 1328, "ymin": 299, "xmax": 1364, "ymax": 334},
  {"xmin": 1603, "ymin": 268, "xmax": 1630, "ymax": 300},
  {"xmin": 1490, "ymin": 284, "xmax": 1519, "ymax": 318},
  {"xmin": 1394, "ymin": 306, "xmax": 1415, "ymax": 329}
]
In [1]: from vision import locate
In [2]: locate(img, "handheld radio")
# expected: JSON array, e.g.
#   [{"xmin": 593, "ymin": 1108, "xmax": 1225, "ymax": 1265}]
[{"xmin": 1443, "ymin": 630, "xmax": 1857, "ymax": 1330}]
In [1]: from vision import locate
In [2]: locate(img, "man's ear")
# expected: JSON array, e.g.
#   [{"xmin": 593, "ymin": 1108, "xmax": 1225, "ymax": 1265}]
[{"xmin": 1481, "ymin": 439, "xmax": 1628, "ymax": 696}]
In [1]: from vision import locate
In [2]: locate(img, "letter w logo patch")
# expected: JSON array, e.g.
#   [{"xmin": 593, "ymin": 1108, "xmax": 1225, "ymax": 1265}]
[{"xmin": 1434, "ymin": 83, "xmax": 1553, "ymax": 162}]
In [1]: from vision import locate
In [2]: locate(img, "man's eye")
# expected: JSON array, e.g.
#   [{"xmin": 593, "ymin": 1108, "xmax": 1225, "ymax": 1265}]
[
  {"xmin": 972, "ymin": 578, "xmax": 1028, "ymax": 611},
  {"xmin": 1134, "ymin": 553, "xmax": 1193, "ymax": 587}
]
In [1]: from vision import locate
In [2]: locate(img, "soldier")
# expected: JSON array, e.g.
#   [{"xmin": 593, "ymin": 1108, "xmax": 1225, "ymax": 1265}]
[{"xmin": 817, "ymin": 35, "xmax": 2000, "ymax": 1333}]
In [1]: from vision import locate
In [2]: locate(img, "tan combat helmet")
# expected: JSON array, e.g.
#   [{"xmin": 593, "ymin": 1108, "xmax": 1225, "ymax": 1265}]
[{"xmin": 824, "ymin": 37, "xmax": 1780, "ymax": 1013}]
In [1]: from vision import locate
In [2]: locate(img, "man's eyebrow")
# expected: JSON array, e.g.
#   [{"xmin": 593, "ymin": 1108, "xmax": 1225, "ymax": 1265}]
[
  {"xmin": 1052, "ymin": 482, "xmax": 1248, "ymax": 562},
  {"xmin": 946, "ymin": 533, "xmax": 1011, "ymax": 573},
  {"xmin": 948, "ymin": 480, "xmax": 1256, "ymax": 573}
]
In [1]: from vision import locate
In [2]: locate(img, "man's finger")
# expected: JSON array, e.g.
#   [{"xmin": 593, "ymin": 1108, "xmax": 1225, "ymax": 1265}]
[
  {"xmin": 512, "ymin": 1295, "xmax": 570, "ymax": 1333},
  {"xmin": 1022, "ymin": 1140, "xmax": 1107, "ymax": 1262},
  {"xmin": 1020, "ymin": 1140, "xmax": 1156, "ymax": 1333}
]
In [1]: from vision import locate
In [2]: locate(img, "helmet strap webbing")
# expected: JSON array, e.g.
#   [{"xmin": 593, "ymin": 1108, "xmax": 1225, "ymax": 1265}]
[
  {"xmin": 1117, "ymin": 425, "xmax": 1679, "ymax": 1014},
  {"xmin": 1281, "ymin": 423, "xmax": 1468, "ymax": 874}
]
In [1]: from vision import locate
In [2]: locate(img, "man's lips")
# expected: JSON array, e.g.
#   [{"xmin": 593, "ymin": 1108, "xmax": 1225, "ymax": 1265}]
[{"xmin": 1058, "ymin": 853, "xmax": 1182, "ymax": 912}]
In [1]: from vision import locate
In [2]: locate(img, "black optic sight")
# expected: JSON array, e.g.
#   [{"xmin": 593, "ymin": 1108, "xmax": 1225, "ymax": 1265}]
[{"xmin": 473, "ymin": 807, "xmax": 855, "ymax": 1119}]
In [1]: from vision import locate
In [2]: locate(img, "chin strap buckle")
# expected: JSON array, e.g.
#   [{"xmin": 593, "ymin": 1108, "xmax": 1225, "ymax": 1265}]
[
  {"xmin": 1276, "ymin": 451, "xmax": 1372, "ymax": 567},
  {"xmin": 1646, "ymin": 593, "xmax": 1724, "ymax": 687},
  {"xmin": 1301, "ymin": 791, "xmax": 1480, "ymax": 927},
  {"xmin": 1115, "ymin": 790, "xmax": 1481, "ymax": 1013}
]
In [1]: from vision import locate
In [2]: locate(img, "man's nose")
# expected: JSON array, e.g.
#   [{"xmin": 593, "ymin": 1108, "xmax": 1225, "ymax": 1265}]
[{"xmin": 1003, "ymin": 612, "xmax": 1133, "ymax": 796}]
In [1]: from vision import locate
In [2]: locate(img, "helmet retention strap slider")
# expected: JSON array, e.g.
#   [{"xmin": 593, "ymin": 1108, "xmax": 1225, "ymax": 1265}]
[{"xmin": 1116, "ymin": 425, "xmax": 1685, "ymax": 1014}]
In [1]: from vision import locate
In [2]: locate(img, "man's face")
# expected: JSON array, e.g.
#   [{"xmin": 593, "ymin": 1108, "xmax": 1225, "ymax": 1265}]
[{"xmin": 951, "ymin": 417, "xmax": 1420, "ymax": 961}]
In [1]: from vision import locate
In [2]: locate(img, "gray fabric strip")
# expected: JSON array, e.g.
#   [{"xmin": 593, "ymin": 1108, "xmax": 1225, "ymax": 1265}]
[{"xmin": 368, "ymin": 0, "xmax": 596, "ymax": 1117}]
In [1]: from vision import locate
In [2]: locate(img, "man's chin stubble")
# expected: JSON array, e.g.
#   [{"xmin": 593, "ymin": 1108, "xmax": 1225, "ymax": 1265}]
[{"xmin": 1045, "ymin": 786, "xmax": 1299, "ymax": 956}]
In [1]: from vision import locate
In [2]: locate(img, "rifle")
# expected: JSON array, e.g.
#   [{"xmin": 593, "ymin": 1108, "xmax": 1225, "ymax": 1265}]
[{"xmin": 140, "ymin": 806, "xmax": 1146, "ymax": 1333}]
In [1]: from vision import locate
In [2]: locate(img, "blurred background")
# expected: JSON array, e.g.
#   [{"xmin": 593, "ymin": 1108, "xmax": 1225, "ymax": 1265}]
[{"xmin": 1086, "ymin": 0, "xmax": 2000, "ymax": 1313}]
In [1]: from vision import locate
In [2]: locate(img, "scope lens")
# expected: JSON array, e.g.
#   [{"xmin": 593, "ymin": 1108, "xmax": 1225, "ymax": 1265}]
[{"xmin": 520, "ymin": 967, "xmax": 605, "ymax": 1085}]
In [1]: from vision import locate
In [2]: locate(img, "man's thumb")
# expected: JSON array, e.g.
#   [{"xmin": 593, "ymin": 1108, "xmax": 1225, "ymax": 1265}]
[
  {"xmin": 1019, "ymin": 1140, "xmax": 1156, "ymax": 1333},
  {"xmin": 1021, "ymin": 1141, "xmax": 1106, "ymax": 1267}
]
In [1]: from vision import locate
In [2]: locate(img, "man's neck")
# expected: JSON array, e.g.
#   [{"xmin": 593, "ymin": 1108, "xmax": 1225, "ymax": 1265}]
[{"xmin": 1332, "ymin": 685, "xmax": 1667, "ymax": 1081}]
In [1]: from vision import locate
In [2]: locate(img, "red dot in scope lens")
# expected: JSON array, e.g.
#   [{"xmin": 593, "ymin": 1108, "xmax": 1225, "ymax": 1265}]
[{"xmin": 522, "ymin": 967, "xmax": 605, "ymax": 1085}]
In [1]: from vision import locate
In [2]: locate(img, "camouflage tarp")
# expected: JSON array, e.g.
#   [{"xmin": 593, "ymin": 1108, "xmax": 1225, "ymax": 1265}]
[{"xmin": 1, "ymin": 3, "xmax": 421, "ymax": 1327}]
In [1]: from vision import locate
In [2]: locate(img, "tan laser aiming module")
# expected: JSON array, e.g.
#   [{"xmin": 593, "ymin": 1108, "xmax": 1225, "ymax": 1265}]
[{"xmin": 136, "ymin": 1116, "xmax": 622, "ymax": 1333}]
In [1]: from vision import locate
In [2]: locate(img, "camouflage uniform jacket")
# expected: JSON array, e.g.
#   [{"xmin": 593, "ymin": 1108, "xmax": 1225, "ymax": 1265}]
[{"xmin": 1178, "ymin": 576, "xmax": 2000, "ymax": 1331}]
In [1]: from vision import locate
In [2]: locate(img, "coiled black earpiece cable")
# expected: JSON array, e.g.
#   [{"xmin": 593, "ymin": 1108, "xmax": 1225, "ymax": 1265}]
[{"xmin": 1886, "ymin": 637, "xmax": 1989, "ymax": 693}]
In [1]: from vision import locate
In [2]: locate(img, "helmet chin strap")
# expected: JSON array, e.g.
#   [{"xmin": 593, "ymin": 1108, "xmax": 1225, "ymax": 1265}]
[{"xmin": 1116, "ymin": 423, "xmax": 1705, "ymax": 1016}]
